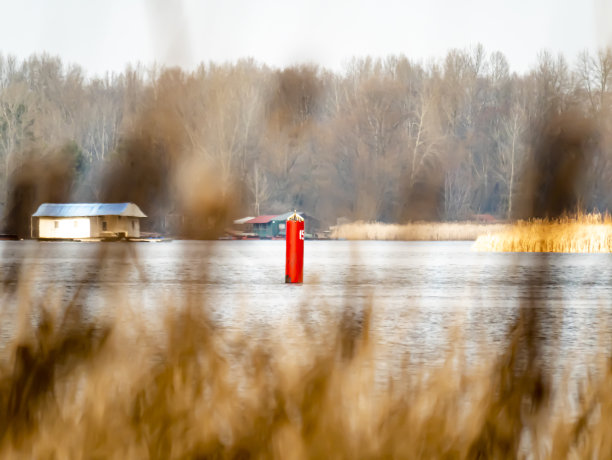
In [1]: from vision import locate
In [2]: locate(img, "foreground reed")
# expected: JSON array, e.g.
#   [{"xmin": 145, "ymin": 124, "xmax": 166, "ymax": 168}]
[
  {"xmin": 474, "ymin": 213, "xmax": 612, "ymax": 253},
  {"xmin": 0, "ymin": 277, "xmax": 610, "ymax": 459},
  {"xmin": 331, "ymin": 221, "xmax": 508, "ymax": 241}
]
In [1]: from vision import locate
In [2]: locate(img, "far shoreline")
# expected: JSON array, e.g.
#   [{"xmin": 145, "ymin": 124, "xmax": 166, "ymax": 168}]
[
  {"xmin": 331, "ymin": 215, "xmax": 612, "ymax": 253},
  {"xmin": 330, "ymin": 221, "xmax": 508, "ymax": 242}
]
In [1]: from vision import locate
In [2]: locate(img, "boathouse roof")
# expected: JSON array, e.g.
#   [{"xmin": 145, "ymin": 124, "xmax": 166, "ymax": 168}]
[
  {"xmin": 245, "ymin": 215, "xmax": 279, "ymax": 224},
  {"xmin": 33, "ymin": 203, "xmax": 147, "ymax": 218}
]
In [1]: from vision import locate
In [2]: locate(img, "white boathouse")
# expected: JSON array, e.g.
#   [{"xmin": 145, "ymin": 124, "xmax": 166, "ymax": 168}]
[{"xmin": 32, "ymin": 203, "xmax": 147, "ymax": 239}]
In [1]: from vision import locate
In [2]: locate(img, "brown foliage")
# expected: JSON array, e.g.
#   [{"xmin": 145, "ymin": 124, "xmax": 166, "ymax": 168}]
[
  {"xmin": 523, "ymin": 110, "xmax": 598, "ymax": 218},
  {"xmin": 4, "ymin": 145, "xmax": 78, "ymax": 238},
  {"xmin": 0, "ymin": 267, "xmax": 609, "ymax": 458}
]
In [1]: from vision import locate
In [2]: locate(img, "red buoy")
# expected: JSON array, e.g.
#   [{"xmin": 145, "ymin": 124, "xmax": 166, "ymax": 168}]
[{"xmin": 285, "ymin": 212, "xmax": 304, "ymax": 283}]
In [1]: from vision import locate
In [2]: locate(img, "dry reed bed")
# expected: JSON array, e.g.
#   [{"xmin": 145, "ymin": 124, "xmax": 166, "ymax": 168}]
[
  {"xmin": 0, "ymin": 279, "xmax": 610, "ymax": 459},
  {"xmin": 474, "ymin": 214, "xmax": 612, "ymax": 253},
  {"xmin": 331, "ymin": 221, "xmax": 509, "ymax": 241}
]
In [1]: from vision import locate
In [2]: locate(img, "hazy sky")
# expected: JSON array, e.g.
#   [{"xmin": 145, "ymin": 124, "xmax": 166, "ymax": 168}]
[{"xmin": 1, "ymin": 0, "xmax": 610, "ymax": 77}]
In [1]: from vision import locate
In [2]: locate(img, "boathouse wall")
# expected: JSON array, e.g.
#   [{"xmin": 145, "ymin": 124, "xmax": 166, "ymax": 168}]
[
  {"xmin": 37, "ymin": 216, "xmax": 141, "ymax": 239},
  {"xmin": 39, "ymin": 217, "xmax": 91, "ymax": 239}
]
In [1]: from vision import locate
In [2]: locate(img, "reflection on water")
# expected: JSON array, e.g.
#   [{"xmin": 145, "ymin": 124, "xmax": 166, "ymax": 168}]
[{"xmin": 1, "ymin": 240, "xmax": 611, "ymax": 374}]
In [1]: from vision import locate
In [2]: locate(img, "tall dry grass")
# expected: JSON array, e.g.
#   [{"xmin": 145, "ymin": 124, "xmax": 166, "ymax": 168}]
[
  {"xmin": 331, "ymin": 221, "xmax": 508, "ymax": 241},
  {"xmin": 474, "ymin": 213, "xmax": 612, "ymax": 252},
  {"xmin": 0, "ymin": 261, "xmax": 610, "ymax": 459}
]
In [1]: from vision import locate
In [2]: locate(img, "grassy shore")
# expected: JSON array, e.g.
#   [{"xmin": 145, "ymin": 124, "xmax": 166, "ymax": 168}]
[
  {"xmin": 474, "ymin": 213, "xmax": 612, "ymax": 253},
  {"xmin": 331, "ymin": 221, "xmax": 508, "ymax": 241},
  {"xmin": 332, "ymin": 215, "xmax": 612, "ymax": 253}
]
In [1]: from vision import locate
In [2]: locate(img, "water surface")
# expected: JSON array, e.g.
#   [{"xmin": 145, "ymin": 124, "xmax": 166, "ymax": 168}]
[{"xmin": 1, "ymin": 240, "xmax": 610, "ymax": 374}]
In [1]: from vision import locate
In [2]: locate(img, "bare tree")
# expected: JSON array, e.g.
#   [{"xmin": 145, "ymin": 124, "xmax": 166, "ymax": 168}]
[
  {"xmin": 444, "ymin": 166, "xmax": 473, "ymax": 220},
  {"xmin": 0, "ymin": 81, "xmax": 36, "ymax": 208},
  {"xmin": 493, "ymin": 98, "xmax": 527, "ymax": 218},
  {"xmin": 247, "ymin": 162, "xmax": 270, "ymax": 216},
  {"xmin": 403, "ymin": 82, "xmax": 445, "ymax": 193},
  {"xmin": 576, "ymin": 48, "xmax": 612, "ymax": 114}
]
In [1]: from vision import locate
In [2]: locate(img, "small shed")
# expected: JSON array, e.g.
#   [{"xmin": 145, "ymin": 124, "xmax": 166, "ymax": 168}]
[
  {"xmin": 272, "ymin": 212, "xmax": 322, "ymax": 236},
  {"xmin": 32, "ymin": 203, "xmax": 147, "ymax": 239},
  {"xmin": 246, "ymin": 212, "xmax": 321, "ymax": 238},
  {"xmin": 246, "ymin": 215, "xmax": 282, "ymax": 238}
]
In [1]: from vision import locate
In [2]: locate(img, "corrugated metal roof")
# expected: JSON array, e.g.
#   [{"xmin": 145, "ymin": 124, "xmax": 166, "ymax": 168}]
[
  {"xmin": 245, "ymin": 215, "xmax": 278, "ymax": 224},
  {"xmin": 32, "ymin": 203, "xmax": 147, "ymax": 218}
]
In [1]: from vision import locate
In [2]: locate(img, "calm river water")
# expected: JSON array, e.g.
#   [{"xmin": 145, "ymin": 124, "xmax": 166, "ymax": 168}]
[{"xmin": 1, "ymin": 240, "xmax": 611, "ymax": 374}]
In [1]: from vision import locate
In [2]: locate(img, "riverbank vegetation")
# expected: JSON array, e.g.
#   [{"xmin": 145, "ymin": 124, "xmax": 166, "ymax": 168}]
[
  {"xmin": 1, "ymin": 46, "xmax": 612, "ymax": 237},
  {"xmin": 331, "ymin": 221, "xmax": 508, "ymax": 241},
  {"xmin": 474, "ymin": 212, "xmax": 612, "ymax": 252},
  {"xmin": 0, "ymin": 278, "xmax": 610, "ymax": 458}
]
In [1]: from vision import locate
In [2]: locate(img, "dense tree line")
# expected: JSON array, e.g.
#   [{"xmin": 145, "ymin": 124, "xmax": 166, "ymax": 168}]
[{"xmin": 1, "ymin": 46, "xmax": 611, "ymax": 236}]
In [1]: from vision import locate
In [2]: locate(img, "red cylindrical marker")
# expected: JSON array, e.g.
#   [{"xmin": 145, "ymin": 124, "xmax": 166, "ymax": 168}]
[{"xmin": 285, "ymin": 212, "xmax": 304, "ymax": 283}]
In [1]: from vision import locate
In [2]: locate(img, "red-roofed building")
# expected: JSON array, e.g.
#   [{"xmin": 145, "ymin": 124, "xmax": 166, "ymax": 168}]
[
  {"xmin": 245, "ymin": 215, "xmax": 285, "ymax": 238},
  {"xmin": 237, "ymin": 212, "xmax": 321, "ymax": 239},
  {"xmin": 245, "ymin": 215, "xmax": 278, "ymax": 225}
]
